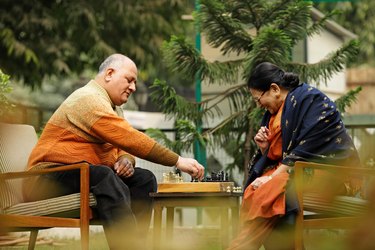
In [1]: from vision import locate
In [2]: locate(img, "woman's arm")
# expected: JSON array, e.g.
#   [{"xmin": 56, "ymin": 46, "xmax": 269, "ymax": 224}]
[{"xmin": 250, "ymin": 164, "xmax": 290, "ymax": 190}]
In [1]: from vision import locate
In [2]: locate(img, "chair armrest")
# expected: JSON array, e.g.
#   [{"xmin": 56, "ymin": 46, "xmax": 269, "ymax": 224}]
[
  {"xmin": 0, "ymin": 163, "xmax": 91, "ymax": 220},
  {"xmin": 0, "ymin": 163, "xmax": 90, "ymax": 180},
  {"xmin": 294, "ymin": 161, "xmax": 375, "ymax": 176}
]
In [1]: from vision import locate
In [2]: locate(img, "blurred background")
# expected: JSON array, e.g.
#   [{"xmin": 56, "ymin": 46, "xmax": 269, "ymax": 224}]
[{"xmin": 1, "ymin": 0, "xmax": 374, "ymax": 249}]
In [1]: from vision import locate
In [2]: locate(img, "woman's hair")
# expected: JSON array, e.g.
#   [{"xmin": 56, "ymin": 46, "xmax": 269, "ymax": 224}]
[{"xmin": 247, "ymin": 62, "xmax": 300, "ymax": 91}]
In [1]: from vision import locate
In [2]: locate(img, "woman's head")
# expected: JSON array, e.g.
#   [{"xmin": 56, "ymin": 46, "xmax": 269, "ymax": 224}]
[
  {"xmin": 247, "ymin": 62, "xmax": 299, "ymax": 91},
  {"xmin": 247, "ymin": 62, "xmax": 300, "ymax": 114}
]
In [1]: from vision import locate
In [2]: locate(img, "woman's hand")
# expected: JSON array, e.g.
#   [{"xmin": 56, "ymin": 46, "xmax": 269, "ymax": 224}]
[
  {"xmin": 254, "ymin": 126, "xmax": 270, "ymax": 154},
  {"xmin": 250, "ymin": 175, "xmax": 273, "ymax": 190},
  {"xmin": 250, "ymin": 164, "xmax": 290, "ymax": 190}
]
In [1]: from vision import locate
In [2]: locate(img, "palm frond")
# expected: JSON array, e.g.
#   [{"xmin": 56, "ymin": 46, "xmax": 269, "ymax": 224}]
[
  {"xmin": 149, "ymin": 79, "xmax": 202, "ymax": 121},
  {"xmin": 204, "ymin": 83, "xmax": 249, "ymax": 116},
  {"xmin": 306, "ymin": 9, "xmax": 341, "ymax": 37},
  {"xmin": 335, "ymin": 86, "xmax": 362, "ymax": 114},
  {"xmin": 199, "ymin": 0, "xmax": 253, "ymax": 55},
  {"xmin": 162, "ymin": 35, "xmax": 243, "ymax": 84},
  {"xmin": 230, "ymin": 0, "xmax": 266, "ymax": 30},
  {"xmin": 272, "ymin": 0, "xmax": 312, "ymax": 45},
  {"xmin": 287, "ymin": 40, "xmax": 359, "ymax": 85},
  {"xmin": 243, "ymin": 27, "xmax": 292, "ymax": 80}
]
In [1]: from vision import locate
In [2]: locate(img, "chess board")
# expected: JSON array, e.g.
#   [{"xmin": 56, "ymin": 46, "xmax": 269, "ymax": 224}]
[{"xmin": 157, "ymin": 182, "xmax": 234, "ymax": 193}]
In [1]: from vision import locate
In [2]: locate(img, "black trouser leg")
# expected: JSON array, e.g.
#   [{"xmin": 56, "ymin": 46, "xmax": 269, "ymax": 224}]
[
  {"xmin": 120, "ymin": 168, "xmax": 157, "ymax": 235},
  {"xmin": 24, "ymin": 165, "xmax": 135, "ymax": 226},
  {"xmin": 23, "ymin": 165, "xmax": 138, "ymax": 249}
]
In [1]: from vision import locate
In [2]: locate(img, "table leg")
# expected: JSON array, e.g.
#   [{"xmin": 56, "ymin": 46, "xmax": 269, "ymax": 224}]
[
  {"xmin": 153, "ymin": 203, "xmax": 163, "ymax": 250},
  {"xmin": 231, "ymin": 205, "xmax": 239, "ymax": 238},
  {"xmin": 166, "ymin": 207, "xmax": 174, "ymax": 239},
  {"xmin": 221, "ymin": 208, "xmax": 229, "ymax": 249}
]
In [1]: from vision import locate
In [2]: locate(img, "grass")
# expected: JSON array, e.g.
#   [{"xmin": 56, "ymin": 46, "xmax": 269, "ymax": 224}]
[
  {"xmin": 0, "ymin": 232, "xmax": 109, "ymax": 250},
  {"xmin": 0, "ymin": 227, "xmax": 356, "ymax": 250}
]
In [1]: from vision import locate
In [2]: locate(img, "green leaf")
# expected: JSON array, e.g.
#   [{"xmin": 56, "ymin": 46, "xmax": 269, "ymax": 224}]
[{"xmin": 335, "ymin": 86, "xmax": 362, "ymax": 114}]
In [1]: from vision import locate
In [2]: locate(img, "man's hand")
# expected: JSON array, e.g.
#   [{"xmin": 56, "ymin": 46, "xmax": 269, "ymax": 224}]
[
  {"xmin": 175, "ymin": 156, "xmax": 205, "ymax": 181},
  {"xmin": 114, "ymin": 157, "xmax": 134, "ymax": 178}
]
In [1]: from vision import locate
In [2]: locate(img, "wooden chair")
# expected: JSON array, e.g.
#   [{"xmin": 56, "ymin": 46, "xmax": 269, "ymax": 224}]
[
  {"xmin": 294, "ymin": 161, "xmax": 375, "ymax": 250},
  {"xmin": 0, "ymin": 123, "xmax": 97, "ymax": 250}
]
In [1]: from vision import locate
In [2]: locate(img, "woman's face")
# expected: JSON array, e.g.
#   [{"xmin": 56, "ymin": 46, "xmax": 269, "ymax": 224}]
[{"xmin": 249, "ymin": 83, "xmax": 286, "ymax": 114}]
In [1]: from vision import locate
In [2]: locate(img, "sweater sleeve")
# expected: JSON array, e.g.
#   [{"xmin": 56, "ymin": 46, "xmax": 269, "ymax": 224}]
[
  {"xmin": 91, "ymin": 114, "xmax": 179, "ymax": 166},
  {"xmin": 63, "ymin": 88, "xmax": 179, "ymax": 167},
  {"xmin": 146, "ymin": 143, "xmax": 179, "ymax": 166}
]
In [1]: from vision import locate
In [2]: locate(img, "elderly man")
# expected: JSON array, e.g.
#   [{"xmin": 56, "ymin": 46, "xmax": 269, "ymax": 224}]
[{"xmin": 24, "ymin": 54, "xmax": 204, "ymax": 248}]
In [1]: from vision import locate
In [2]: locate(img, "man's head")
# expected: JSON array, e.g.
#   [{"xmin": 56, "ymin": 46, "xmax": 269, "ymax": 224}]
[{"xmin": 95, "ymin": 54, "xmax": 138, "ymax": 106}]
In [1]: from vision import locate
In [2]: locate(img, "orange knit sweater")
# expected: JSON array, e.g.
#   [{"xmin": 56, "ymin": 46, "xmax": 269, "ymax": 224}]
[{"xmin": 27, "ymin": 80, "xmax": 178, "ymax": 170}]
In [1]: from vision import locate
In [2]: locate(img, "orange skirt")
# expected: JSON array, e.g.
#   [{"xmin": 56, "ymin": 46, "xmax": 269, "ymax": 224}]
[{"xmin": 240, "ymin": 168, "xmax": 289, "ymax": 222}]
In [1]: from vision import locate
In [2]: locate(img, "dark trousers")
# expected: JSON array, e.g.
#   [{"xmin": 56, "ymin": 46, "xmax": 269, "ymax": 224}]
[{"xmin": 24, "ymin": 165, "xmax": 157, "ymax": 247}]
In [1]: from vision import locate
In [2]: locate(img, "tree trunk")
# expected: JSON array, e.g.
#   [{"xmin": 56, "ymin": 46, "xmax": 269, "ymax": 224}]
[{"xmin": 243, "ymin": 120, "xmax": 254, "ymax": 186}]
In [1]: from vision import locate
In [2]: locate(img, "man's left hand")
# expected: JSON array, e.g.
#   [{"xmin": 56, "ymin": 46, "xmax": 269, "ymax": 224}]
[{"xmin": 114, "ymin": 157, "xmax": 134, "ymax": 178}]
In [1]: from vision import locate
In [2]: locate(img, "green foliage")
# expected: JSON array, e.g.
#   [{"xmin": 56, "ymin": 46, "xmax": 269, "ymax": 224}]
[
  {"xmin": 150, "ymin": 0, "xmax": 360, "ymax": 175},
  {"xmin": 0, "ymin": 0, "xmax": 191, "ymax": 86},
  {"xmin": 315, "ymin": 0, "xmax": 375, "ymax": 66},
  {"xmin": 243, "ymin": 27, "xmax": 293, "ymax": 74},
  {"xmin": 0, "ymin": 69, "xmax": 14, "ymax": 117},
  {"xmin": 196, "ymin": 0, "xmax": 253, "ymax": 55},
  {"xmin": 146, "ymin": 120, "xmax": 207, "ymax": 154},
  {"xmin": 162, "ymin": 36, "xmax": 243, "ymax": 84},
  {"xmin": 287, "ymin": 40, "xmax": 360, "ymax": 85},
  {"xmin": 150, "ymin": 79, "xmax": 202, "ymax": 121},
  {"xmin": 335, "ymin": 86, "xmax": 362, "ymax": 114}
]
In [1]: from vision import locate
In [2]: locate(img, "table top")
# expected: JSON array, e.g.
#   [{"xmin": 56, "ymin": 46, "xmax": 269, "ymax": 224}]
[{"xmin": 150, "ymin": 192, "xmax": 243, "ymax": 198}]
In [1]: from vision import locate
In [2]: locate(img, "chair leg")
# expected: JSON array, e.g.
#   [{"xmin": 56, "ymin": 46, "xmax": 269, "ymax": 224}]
[
  {"xmin": 295, "ymin": 213, "xmax": 304, "ymax": 250},
  {"xmin": 28, "ymin": 230, "xmax": 38, "ymax": 250},
  {"xmin": 81, "ymin": 222, "xmax": 90, "ymax": 250}
]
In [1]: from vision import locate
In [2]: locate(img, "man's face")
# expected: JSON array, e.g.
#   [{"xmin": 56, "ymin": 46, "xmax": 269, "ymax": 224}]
[{"xmin": 105, "ymin": 62, "xmax": 138, "ymax": 106}]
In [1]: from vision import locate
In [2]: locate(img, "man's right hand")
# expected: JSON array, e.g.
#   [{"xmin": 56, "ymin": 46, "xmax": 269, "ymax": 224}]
[
  {"xmin": 114, "ymin": 157, "xmax": 134, "ymax": 178},
  {"xmin": 175, "ymin": 156, "xmax": 205, "ymax": 181}
]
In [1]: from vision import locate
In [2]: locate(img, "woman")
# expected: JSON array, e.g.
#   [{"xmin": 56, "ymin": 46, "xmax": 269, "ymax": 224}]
[{"xmin": 228, "ymin": 62, "xmax": 360, "ymax": 250}]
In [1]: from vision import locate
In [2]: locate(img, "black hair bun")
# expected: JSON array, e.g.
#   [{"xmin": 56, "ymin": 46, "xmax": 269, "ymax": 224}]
[{"xmin": 283, "ymin": 72, "xmax": 299, "ymax": 88}]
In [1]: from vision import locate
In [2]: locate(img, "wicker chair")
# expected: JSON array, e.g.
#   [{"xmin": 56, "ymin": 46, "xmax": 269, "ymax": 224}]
[{"xmin": 0, "ymin": 123, "xmax": 97, "ymax": 250}]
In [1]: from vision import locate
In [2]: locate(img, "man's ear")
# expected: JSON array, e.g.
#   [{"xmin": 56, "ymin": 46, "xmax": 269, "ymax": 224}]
[{"xmin": 105, "ymin": 68, "xmax": 115, "ymax": 82}]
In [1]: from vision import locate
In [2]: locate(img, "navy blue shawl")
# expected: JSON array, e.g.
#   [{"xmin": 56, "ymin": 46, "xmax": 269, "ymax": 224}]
[
  {"xmin": 245, "ymin": 83, "xmax": 360, "ymax": 213},
  {"xmin": 247, "ymin": 83, "xmax": 360, "ymax": 185}
]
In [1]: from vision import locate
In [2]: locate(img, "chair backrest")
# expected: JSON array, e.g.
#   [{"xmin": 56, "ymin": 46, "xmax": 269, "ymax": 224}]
[
  {"xmin": 0, "ymin": 123, "xmax": 38, "ymax": 209},
  {"xmin": 294, "ymin": 161, "xmax": 374, "ymax": 249}
]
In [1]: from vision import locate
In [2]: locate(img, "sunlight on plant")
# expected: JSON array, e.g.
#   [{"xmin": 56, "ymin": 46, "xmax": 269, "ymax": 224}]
[{"xmin": 0, "ymin": 69, "xmax": 14, "ymax": 117}]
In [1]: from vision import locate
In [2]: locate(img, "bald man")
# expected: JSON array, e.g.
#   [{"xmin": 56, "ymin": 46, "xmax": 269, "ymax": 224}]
[{"xmin": 24, "ymin": 54, "xmax": 204, "ymax": 248}]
